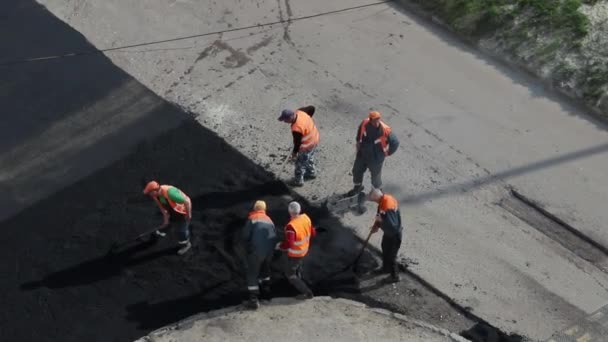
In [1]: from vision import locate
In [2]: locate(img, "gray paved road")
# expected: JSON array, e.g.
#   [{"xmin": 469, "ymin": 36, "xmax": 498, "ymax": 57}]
[{"xmin": 15, "ymin": 0, "xmax": 608, "ymax": 339}]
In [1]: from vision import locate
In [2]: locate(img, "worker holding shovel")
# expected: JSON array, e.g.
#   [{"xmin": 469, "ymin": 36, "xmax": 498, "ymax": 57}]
[
  {"xmin": 143, "ymin": 180, "xmax": 193, "ymax": 255},
  {"xmin": 278, "ymin": 106, "xmax": 320, "ymax": 187},
  {"xmin": 368, "ymin": 188, "xmax": 402, "ymax": 283}
]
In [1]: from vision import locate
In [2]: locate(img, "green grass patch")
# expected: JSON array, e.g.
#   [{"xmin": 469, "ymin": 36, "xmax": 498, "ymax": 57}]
[{"xmin": 412, "ymin": 0, "xmax": 589, "ymax": 38}]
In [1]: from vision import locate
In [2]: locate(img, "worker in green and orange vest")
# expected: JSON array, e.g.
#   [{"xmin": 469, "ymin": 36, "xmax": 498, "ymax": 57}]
[{"xmin": 143, "ymin": 180, "xmax": 193, "ymax": 255}]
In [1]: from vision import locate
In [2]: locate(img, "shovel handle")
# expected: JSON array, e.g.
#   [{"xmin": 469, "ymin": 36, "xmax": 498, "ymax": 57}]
[{"xmin": 353, "ymin": 229, "xmax": 374, "ymax": 265}]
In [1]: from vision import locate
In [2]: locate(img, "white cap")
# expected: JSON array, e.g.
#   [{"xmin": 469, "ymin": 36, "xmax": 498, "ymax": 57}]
[{"xmin": 288, "ymin": 201, "xmax": 301, "ymax": 216}]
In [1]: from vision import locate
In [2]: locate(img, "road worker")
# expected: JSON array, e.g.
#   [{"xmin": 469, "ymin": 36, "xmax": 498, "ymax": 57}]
[
  {"xmin": 278, "ymin": 106, "xmax": 320, "ymax": 187},
  {"xmin": 143, "ymin": 180, "xmax": 193, "ymax": 255},
  {"xmin": 369, "ymin": 188, "xmax": 403, "ymax": 283},
  {"xmin": 347, "ymin": 111, "xmax": 399, "ymax": 196},
  {"xmin": 241, "ymin": 200, "xmax": 278, "ymax": 309},
  {"xmin": 277, "ymin": 201, "xmax": 315, "ymax": 299}
]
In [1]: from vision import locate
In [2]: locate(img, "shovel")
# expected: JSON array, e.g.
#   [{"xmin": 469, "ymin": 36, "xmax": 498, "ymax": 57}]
[
  {"xmin": 106, "ymin": 224, "xmax": 167, "ymax": 256},
  {"xmin": 352, "ymin": 228, "xmax": 374, "ymax": 273},
  {"xmin": 312, "ymin": 228, "xmax": 375, "ymax": 293}
]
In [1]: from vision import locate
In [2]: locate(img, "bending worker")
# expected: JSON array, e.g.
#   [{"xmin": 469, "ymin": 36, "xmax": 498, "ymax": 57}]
[
  {"xmin": 278, "ymin": 106, "xmax": 320, "ymax": 187},
  {"xmin": 277, "ymin": 201, "xmax": 315, "ymax": 299},
  {"xmin": 241, "ymin": 200, "xmax": 278, "ymax": 309},
  {"xmin": 348, "ymin": 111, "xmax": 399, "ymax": 196},
  {"xmin": 143, "ymin": 180, "xmax": 193, "ymax": 255},
  {"xmin": 369, "ymin": 188, "xmax": 403, "ymax": 283}
]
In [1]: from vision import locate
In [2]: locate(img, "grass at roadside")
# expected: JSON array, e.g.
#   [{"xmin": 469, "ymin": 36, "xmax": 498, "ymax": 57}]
[
  {"xmin": 406, "ymin": 0, "xmax": 608, "ymax": 116},
  {"xmin": 412, "ymin": 0, "xmax": 591, "ymax": 38}
]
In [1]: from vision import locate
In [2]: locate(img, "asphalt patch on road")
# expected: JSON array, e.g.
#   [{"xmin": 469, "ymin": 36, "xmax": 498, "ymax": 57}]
[{"xmin": 4, "ymin": 117, "xmax": 382, "ymax": 342}]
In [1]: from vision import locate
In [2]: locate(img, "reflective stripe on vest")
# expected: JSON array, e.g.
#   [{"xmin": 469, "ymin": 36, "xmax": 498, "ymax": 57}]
[
  {"xmin": 286, "ymin": 213, "xmax": 312, "ymax": 258},
  {"xmin": 160, "ymin": 185, "xmax": 188, "ymax": 215},
  {"xmin": 248, "ymin": 211, "xmax": 273, "ymax": 225},
  {"xmin": 359, "ymin": 118, "xmax": 392, "ymax": 156},
  {"xmin": 291, "ymin": 110, "xmax": 320, "ymax": 151}
]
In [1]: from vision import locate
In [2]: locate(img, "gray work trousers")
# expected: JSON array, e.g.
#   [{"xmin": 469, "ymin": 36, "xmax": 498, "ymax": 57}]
[
  {"xmin": 294, "ymin": 148, "xmax": 317, "ymax": 181},
  {"xmin": 352, "ymin": 155, "xmax": 383, "ymax": 189},
  {"xmin": 285, "ymin": 257, "xmax": 313, "ymax": 296}
]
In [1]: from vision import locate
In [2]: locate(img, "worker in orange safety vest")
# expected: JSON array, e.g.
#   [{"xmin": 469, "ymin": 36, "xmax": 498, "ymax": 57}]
[
  {"xmin": 369, "ymin": 188, "xmax": 403, "ymax": 283},
  {"xmin": 276, "ymin": 201, "xmax": 315, "ymax": 299},
  {"xmin": 278, "ymin": 106, "xmax": 320, "ymax": 187},
  {"xmin": 348, "ymin": 111, "xmax": 399, "ymax": 196}
]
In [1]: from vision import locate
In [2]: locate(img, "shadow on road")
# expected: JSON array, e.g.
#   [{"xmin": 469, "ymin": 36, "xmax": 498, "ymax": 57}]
[
  {"xmin": 0, "ymin": 0, "xmax": 187, "ymax": 223},
  {"xmin": 20, "ymin": 240, "xmax": 177, "ymax": 290},
  {"xmin": 387, "ymin": 142, "xmax": 608, "ymax": 205}
]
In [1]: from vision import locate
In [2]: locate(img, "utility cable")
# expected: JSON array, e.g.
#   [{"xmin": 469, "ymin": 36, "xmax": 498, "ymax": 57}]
[{"xmin": 0, "ymin": 0, "xmax": 394, "ymax": 67}]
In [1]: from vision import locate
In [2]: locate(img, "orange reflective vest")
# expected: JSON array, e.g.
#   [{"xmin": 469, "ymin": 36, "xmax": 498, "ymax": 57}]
[
  {"xmin": 291, "ymin": 110, "xmax": 320, "ymax": 151},
  {"xmin": 378, "ymin": 194, "xmax": 398, "ymax": 215},
  {"xmin": 157, "ymin": 185, "xmax": 188, "ymax": 215},
  {"xmin": 358, "ymin": 118, "xmax": 392, "ymax": 156},
  {"xmin": 286, "ymin": 213, "xmax": 313, "ymax": 258},
  {"xmin": 248, "ymin": 210, "xmax": 273, "ymax": 224}
]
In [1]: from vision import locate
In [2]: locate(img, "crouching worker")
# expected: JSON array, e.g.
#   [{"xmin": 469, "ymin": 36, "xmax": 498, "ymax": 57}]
[
  {"xmin": 143, "ymin": 180, "xmax": 193, "ymax": 255},
  {"xmin": 242, "ymin": 200, "xmax": 278, "ymax": 309},
  {"xmin": 369, "ymin": 189, "xmax": 403, "ymax": 283},
  {"xmin": 277, "ymin": 201, "xmax": 315, "ymax": 299}
]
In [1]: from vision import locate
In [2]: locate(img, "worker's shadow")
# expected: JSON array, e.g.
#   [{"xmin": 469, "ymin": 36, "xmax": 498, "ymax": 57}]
[
  {"xmin": 124, "ymin": 279, "xmax": 245, "ymax": 330},
  {"xmin": 20, "ymin": 239, "xmax": 176, "ymax": 291}
]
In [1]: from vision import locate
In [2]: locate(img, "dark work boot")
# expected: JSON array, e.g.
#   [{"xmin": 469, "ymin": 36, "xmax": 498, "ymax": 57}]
[
  {"xmin": 289, "ymin": 177, "xmax": 304, "ymax": 187},
  {"xmin": 259, "ymin": 278, "xmax": 271, "ymax": 297},
  {"xmin": 296, "ymin": 292, "xmax": 314, "ymax": 300},
  {"xmin": 371, "ymin": 265, "xmax": 391, "ymax": 276},
  {"xmin": 244, "ymin": 293, "xmax": 260, "ymax": 310},
  {"xmin": 304, "ymin": 172, "xmax": 317, "ymax": 180},
  {"xmin": 356, "ymin": 191, "xmax": 367, "ymax": 214},
  {"xmin": 384, "ymin": 272, "xmax": 401, "ymax": 284},
  {"xmin": 347, "ymin": 184, "xmax": 364, "ymax": 197}
]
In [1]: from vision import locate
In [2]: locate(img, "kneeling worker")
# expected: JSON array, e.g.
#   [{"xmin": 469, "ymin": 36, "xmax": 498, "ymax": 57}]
[
  {"xmin": 277, "ymin": 201, "xmax": 315, "ymax": 299},
  {"xmin": 143, "ymin": 180, "xmax": 193, "ymax": 255},
  {"xmin": 242, "ymin": 200, "xmax": 278, "ymax": 309},
  {"xmin": 369, "ymin": 189, "xmax": 403, "ymax": 283}
]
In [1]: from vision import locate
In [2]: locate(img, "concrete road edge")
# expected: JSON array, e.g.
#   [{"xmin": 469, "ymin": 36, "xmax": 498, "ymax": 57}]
[{"xmin": 133, "ymin": 296, "xmax": 470, "ymax": 342}]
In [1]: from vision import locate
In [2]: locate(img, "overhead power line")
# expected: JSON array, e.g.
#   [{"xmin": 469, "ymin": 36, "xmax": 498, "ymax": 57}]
[{"xmin": 0, "ymin": 0, "xmax": 394, "ymax": 67}]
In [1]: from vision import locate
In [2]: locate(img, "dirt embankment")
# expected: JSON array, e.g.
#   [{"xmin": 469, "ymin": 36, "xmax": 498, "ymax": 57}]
[{"xmin": 399, "ymin": 0, "xmax": 608, "ymax": 118}]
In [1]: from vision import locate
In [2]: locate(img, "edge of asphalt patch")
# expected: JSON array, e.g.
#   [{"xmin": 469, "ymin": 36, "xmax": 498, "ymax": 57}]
[{"xmin": 134, "ymin": 297, "xmax": 470, "ymax": 342}]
